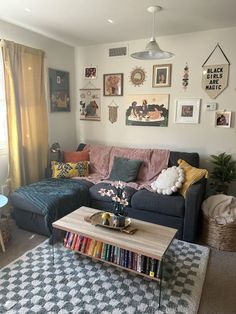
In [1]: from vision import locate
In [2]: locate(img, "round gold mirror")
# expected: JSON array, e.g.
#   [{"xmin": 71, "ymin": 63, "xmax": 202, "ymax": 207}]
[{"xmin": 130, "ymin": 67, "xmax": 146, "ymax": 86}]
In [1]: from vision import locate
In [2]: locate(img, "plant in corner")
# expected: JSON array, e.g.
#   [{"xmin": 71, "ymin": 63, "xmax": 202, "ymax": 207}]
[{"xmin": 210, "ymin": 152, "xmax": 236, "ymax": 194}]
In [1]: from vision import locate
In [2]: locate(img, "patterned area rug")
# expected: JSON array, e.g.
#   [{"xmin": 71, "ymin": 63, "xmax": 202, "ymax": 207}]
[{"xmin": 0, "ymin": 239, "xmax": 209, "ymax": 314}]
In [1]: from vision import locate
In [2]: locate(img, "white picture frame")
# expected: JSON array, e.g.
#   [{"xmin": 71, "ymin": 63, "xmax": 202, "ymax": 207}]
[
  {"xmin": 215, "ymin": 111, "xmax": 231, "ymax": 128},
  {"xmin": 175, "ymin": 98, "xmax": 201, "ymax": 124}
]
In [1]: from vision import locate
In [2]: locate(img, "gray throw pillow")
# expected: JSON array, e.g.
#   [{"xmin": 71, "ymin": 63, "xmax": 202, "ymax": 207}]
[{"xmin": 109, "ymin": 156, "xmax": 142, "ymax": 182}]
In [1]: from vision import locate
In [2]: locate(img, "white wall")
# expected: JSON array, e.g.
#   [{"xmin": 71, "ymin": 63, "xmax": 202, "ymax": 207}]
[
  {"xmin": 75, "ymin": 26, "xmax": 236, "ymax": 194},
  {"xmin": 0, "ymin": 20, "xmax": 77, "ymax": 151},
  {"xmin": 75, "ymin": 28, "xmax": 236, "ymax": 159}
]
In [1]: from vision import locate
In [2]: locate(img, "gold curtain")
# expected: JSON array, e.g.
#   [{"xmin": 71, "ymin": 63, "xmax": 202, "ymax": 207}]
[{"xmin": 1, "ymin": 40, "xmax": 48, "ymax": 191}]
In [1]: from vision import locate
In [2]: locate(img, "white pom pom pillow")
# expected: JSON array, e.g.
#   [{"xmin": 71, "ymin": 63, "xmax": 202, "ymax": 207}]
[{"xmin": 151, "ymin": 166, "xmax": 185, "ymax": 195}]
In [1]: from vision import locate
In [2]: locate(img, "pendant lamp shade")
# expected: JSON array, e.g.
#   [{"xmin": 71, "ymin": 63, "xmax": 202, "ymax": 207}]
[{"xmin": 131, "ymin": 6, "xmax": 174, "ymax": 60}]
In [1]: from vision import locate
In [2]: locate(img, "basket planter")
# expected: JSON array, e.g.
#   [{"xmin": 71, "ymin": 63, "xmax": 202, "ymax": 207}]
[{"xmin": 202, "ymin": 214, "xmax": 236, "ymax": 251}]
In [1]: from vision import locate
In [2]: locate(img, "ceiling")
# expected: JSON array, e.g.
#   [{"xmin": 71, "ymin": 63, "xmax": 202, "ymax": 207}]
[{"xmin": 0, "ymin": 0, "xmax": 236, "ymax": 47}]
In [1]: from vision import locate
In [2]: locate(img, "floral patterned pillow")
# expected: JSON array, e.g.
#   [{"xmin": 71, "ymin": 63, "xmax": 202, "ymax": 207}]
[{"xmin": 51, "ymin": 161, "xmax": 89, "ymax": 178}]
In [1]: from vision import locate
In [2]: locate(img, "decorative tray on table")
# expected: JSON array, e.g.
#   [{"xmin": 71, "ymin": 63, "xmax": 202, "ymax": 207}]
[{"xmin": 84, "ymin": 212, "xmax": 137, "ymax": 234}]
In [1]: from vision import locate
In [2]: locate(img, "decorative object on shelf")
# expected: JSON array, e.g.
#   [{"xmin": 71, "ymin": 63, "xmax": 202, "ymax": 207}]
[
  {"xmin": 98, "ymin": 181, "xmax": 128, "ymax": 227},
  {"xmin": 215, "ymin": 111, "xmax": 231, "ymax": 128},
  {"xmin": 103, "ymin": 73, "xmax": 123, "ymax": 96},
  {"xmin": 130, "ymin": 6, "xmax": 174, "ymax": 60},
  {"xmin": 209, "ymin": 152, "xmax": 236, "ymax": 194},
  {"xmin": 86, "ymin": 211, "xmax": 133, "ymax": 232},
  {"xmin": 202, "ymin": 43, "xmax": 230, "ymax": 99},
  {"xmin": 129, "ymin": 67, "xmax": 146, "ymax": 87},
  {"xmin": 175, "ymin": 98, "xmax": 201, "ymax": 124},
  {"xmin": 49, "ymin": 142, "xmax": 62, "ymax": 162},
  {"xmin": 153, "ymin": 64, "xmax": 172, "ymax": 87},
  {"xmin": 84, "ymin": 66, "xmax": 97, "ymax": 79},
  {"xmin": 49, "ymin": 68, "xmax": 70, "ymax": 112},
  {"xmin": 126, "ymin": 94, "xmax": 169, "ymax": 127},
  {"xmin": 182, "ymin": 63, "xmax": 189, "ymax": 90},
  {"xmin": 80, "ymin": 81, "xmax": 101, "ymax": 121},
  {"xmin": 108, "ymin": 100, "xmax": 118, "ymax": 124}
]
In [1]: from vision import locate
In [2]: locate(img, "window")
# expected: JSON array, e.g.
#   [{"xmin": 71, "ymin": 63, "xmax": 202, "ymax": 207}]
[{"xmin": 0, "ymin": 49, "xmax": 8, "ymax": 151}]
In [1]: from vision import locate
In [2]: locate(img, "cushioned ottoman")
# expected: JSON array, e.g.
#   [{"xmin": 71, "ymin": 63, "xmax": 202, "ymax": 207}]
[{"xmin": 11, "ymin": 178, "xmax": 93, "ymax": 236}]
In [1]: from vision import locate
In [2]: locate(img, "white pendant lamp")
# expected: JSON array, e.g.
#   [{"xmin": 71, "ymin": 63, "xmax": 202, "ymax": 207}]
[{"xmin": 131, "ymin": 6, "xmax": 174, "ymax": 60}]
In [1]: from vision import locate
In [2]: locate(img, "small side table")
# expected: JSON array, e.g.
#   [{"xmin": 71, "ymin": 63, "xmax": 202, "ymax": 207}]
[
  {"xmin": 0, "ymin": 230, "xmax": 5, "ymax": 252},
  {"xmin": 0, "ymin": 195, "xmax": 8, "ymax": 253}
]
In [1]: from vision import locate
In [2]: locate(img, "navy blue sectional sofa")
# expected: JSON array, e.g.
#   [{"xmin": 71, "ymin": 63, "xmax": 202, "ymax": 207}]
[{"xmin": 11, "ymin": 146, "xmax": 206, "ymax": 243}]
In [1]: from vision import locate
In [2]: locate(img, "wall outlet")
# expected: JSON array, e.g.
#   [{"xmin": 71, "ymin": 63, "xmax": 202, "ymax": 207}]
[{"xmin": 206, "ymin": 102, "xmax": 217, "ymax": 111}]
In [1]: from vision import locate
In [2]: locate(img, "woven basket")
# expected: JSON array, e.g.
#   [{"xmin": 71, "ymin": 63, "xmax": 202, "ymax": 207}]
[
  {"xmin": 202, "ymin": 214, "xmax": 236, "ymax": 251},
  {"xmin": 0, "ymin": 218, "xmax": 11, "ymax": 244}
]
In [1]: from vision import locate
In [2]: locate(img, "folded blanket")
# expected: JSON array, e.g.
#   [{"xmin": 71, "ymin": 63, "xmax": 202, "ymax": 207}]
[{"xmin": 202, "ymin": 194, "xmax": 236, "ymax": 224}]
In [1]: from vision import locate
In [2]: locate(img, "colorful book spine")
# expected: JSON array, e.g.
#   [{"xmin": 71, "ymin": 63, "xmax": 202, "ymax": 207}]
[
  {"xmin": 128, "ymin": 251, "xmax": 133, "ymax": 269},
  {"xmin": 80, "ymin": 237, "xmax": 88, "ymax": 253},
  {"xmin": 137, "ymin": 254, "xmax": 142, "ymax": 273},
  {"xmin": 116, "ymin": 247, "xmax": 120, "ymax": 265},
  {"xmin": 120, "ymin": 249, "xmax": 125, "ymax": 267},
  {"xmin": 74, "ymin": 235, "xmax": 83, "ymax": 251},
  {"xmin": 71, "ymin": 234, "xmax": 78, "ymax": 250},
  {"xmin": 95, "ymin": 242, "xmax": 103, "ymax": 259},
  {"xmin": 124, "ymin": 250, "xmax": 129, "ymax": 268},
  {"xmin": 64, "ymin": 232, "xmax": 69, "ymax": 247},
  {"xmin": 149, "ymin": 258, "xmax": 156, "ymax": 278},
  {"xmin": 66, "ymin": 232, "xmax": 74, "ymax": 248},
  {"xmin": 101, "ymin": 243, "xmax": 107, "ymax": 260},
  {"xmin": 84, "ymin": 238, "xmax": 92, "ymax": 254},
  {"xmin": 88, "ymin": 239, "xmax": 97, "ymax": 256}
]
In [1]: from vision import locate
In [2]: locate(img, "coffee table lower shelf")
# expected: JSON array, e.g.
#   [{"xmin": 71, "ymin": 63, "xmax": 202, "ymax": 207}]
[{"xmin": 52, "ymin": 207, "xmax": 177, "ymax": 310}]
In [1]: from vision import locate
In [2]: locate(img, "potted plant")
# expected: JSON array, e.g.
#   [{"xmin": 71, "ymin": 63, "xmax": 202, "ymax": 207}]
[{"xmin": 210, "ymin": 152, "xmax": 236, "ymax": 194}]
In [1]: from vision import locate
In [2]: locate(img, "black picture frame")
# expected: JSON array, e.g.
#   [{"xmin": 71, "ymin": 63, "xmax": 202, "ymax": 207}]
[{"xmin": 49, "ymin": 68, "xmax": 70, "ymax": 112}]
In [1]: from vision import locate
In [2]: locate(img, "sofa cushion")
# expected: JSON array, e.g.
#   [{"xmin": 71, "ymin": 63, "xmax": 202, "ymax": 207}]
[
  {"xmin": 151, "ymin": 166, "xmax": 184, "ymax": 195},
  {"xmin": 89, "ymin": 182, "xmax": 137, "ymax": 204},
  {"xmin": 178, "ymin": 159, "xmax": 208, "ymax": 197},
  {"xmin": 169, "ymin": 151, "xmax": 199, "ymax": 167},
  {"xmin": 64, "ymin": 150, "xmax": 89, "ymax": 163},
  {"xmin": 51, "ymin": 161, "xmax": 89, "ymax": 178},
  {"xmin": 108, "ymin": 146, "xmax": 169, "ymax": 182},
  {"xmin": 109, "ymin": 156, "xmax": 142, "ymax": 182},
  {"xmin": 131, "ymin": 189, "xmax": 185, "ymax": 218}
]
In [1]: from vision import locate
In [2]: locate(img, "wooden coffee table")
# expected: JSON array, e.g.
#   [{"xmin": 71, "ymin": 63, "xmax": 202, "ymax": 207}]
[{"xmin": 52, "ymin": 206, "xmax": 177, "ymax": 308}]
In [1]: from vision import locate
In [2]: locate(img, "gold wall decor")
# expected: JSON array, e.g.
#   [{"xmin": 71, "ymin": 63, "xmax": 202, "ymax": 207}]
[{"xmin": 129, "ymin": 67, "xmax": 146, "ymax": 87}]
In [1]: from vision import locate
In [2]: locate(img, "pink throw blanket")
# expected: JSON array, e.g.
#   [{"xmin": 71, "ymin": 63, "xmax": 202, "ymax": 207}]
[{"xmin": 78, "ymin": 144, "xmax": 170, "ymax": 190}]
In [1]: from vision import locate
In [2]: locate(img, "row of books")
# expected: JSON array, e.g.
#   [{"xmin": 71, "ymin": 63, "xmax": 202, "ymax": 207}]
[{"xmin": 64, "ymin": 232, "xmax": 161, "ymax": 278}]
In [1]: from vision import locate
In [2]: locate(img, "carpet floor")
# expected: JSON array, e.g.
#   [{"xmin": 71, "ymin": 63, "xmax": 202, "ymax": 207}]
[{"xmin": 0, "ymin": 238, "xmax": 209, "ymax": 314}]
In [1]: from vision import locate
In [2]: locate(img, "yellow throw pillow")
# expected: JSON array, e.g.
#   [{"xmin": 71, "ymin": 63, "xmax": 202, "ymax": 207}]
[
  {"xmin": 51, "ymin": 161, "xmax": 89, "ymax": 178},
  {"xmin": 178, "ymin": 159, "xmax": 208, "ymax": 197}
]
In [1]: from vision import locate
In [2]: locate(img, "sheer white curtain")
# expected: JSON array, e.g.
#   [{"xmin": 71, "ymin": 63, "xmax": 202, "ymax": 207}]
[{"xmin": 0, "ymin": 48, "xmax": 9, "ymax": 191}]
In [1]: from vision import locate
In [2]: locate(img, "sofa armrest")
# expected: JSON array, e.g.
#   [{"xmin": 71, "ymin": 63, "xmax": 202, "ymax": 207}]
[{"xmin": 183, "ymin": 178, "xmax": 206, "ymax": 242}]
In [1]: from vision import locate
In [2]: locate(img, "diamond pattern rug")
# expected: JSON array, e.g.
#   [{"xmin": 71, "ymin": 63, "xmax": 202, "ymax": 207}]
[{"xmin": 0, "ymin": 239, "xmax": 209, "ymax": 314}]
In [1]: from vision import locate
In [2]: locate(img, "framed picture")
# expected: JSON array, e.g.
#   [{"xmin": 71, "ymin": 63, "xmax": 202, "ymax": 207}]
[
  {"xmin": 153, "ymin": 64, "xmax": 172, "ymax": 87},
  {"xmin": 215, "ymin": 111, "xmax": 231, "ymax": 128},
  {"xmin": 84, "ymin": 66, "xmax": 97, "ymax": 79},
  {"xmin": 79, "ymin": 88, "xmax": 101, "ymax": 121},
  {"xmin": 49, "ymin": 68, "xmax": 70, "ymax": 112},
  {"xmin": 103, "ymin": 73, "xmax": 123, "ymax": 96},
  {"xmin": 175, "ymin": 98, "xmax": 201, "ymax": 124},
  {"xmin": 126, "ymin": 94, "xmax": 169, "ymax": 127}
]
